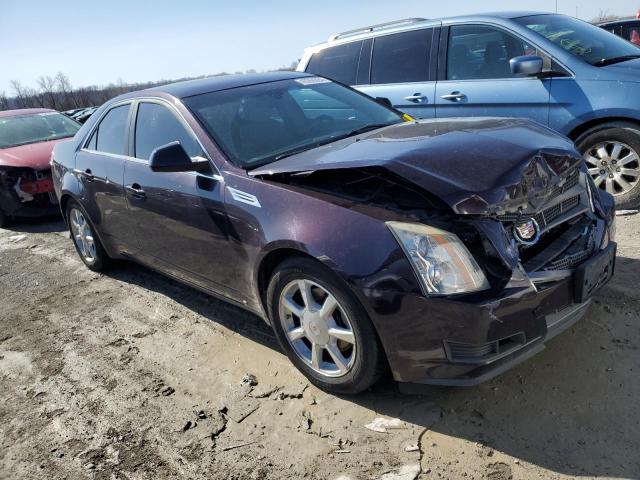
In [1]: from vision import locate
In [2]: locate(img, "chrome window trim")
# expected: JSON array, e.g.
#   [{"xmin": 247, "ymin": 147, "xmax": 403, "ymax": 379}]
[
  {"xmin": 79, "ymin": 96, "xmax": 222, "ymax": 179},
  {"xmin": 80, "ymin": 100, "xmax": 133, "ymax": 151}
]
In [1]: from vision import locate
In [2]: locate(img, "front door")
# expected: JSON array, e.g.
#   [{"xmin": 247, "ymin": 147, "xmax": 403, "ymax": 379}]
[
  {"xmin": 435, "ymin": 24, "xmax": 550, "ymax": 125},
  {"xmin": 358, "ymin": 28, "xmax": 438, "ymax": 119},
  {"xmin": 122, "ymin": 100, "xmax": 236, "ymax": 298}
]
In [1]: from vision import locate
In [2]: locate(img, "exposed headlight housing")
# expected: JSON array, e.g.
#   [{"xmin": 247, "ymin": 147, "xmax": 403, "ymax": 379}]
[{"xmin": 387, "ymin": 222, "xmax": 490, "ymax": 296}]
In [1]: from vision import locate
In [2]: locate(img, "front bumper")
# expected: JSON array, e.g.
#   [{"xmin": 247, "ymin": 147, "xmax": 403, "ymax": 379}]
[
  {"xmin": 0, "ymin": 170, "xmax": 59, "ymax": 218},
  {"xmin": 366, "ymin": 242, "xmax": 616, "ymax": 386}
]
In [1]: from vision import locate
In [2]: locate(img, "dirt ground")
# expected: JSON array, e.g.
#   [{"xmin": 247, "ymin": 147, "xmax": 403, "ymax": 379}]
[{"xmin": 0, "ymin": 212, "xmax": 638, "ymax": 480}]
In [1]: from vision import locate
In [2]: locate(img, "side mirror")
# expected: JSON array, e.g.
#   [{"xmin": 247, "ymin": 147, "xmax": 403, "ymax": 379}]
[
  {"xmin": 375, "ymin": 97, "xmax": 393, "ymax": 108},
  {"xmin": 510, "ymin": 55, "xmax": 544, "ymax": 76},
  {"xmin": 149, "ymin": 141, "xmax": 210, "ymax": 173}
]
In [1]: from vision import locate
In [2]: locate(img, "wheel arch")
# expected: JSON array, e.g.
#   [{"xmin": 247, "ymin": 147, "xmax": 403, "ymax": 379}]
[{"xmin": 568, "ymin": 117, "xmax": 640, "ymax": 142}]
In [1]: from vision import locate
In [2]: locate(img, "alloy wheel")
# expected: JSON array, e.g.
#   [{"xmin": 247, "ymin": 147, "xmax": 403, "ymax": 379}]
[
  {"xmin": 69, "ymin": 208, "xmax": 96, "ymax": 262},
  {"xmin": 278, "ymin": 279, "xmax": 356, "ymax": 377},
  {"xmin": 584, "ymin": 141, "xmax": 640, "ymax": 196}
]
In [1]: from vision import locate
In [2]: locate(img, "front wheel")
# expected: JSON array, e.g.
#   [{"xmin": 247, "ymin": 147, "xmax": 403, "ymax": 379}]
[
  {"xmin": 576, "ymin": 122, "xmax": 640, "ymax": 209},
  {"xmin": 267, "ymin": 257, "xmax": 386, "ymax": 394},
  {"xmin": 66, "ymin": 201, "xmax": 109, "ymax": 271}
]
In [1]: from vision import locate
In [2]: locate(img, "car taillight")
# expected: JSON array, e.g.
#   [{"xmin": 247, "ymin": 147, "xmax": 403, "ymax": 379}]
[{"xmin": 18, "ymin": 178, "xmax": 54, "ymax": 194}]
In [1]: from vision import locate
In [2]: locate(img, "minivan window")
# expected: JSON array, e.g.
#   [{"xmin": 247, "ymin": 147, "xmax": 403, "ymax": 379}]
[
  {"xmin": 184, "ymin": 78, "xmax": 402, "ymax": 168},
  {"xmin": 371, "ymin": 29, "xmax": 432, "ymax": 84},
  {"xmin": 516, "ymin": 14, "xmax": 640, "ymax": 66},
  {"xmin": 91, "ymin": 105, "xmax": 130, "ymax": 155},
  {"xmin": 134, "ymin": 102, "xmax": 202, "ymax": 161},
  {"xmin": 306, "ymin": 41, "xmax": 363, "ymax": 85},
  {"xmin": 447, "ymin": 25, "xmax": 537, "ymax": 80}
]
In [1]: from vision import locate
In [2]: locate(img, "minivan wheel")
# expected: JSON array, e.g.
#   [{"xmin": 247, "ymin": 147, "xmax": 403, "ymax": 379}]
[
  {"xmin": 66, "ymin": 201, "xmax": 109, "ymax": 271},
  {"xmin": 267, "ymin": 257, "xmax": 386, "ymax": 394},
  {"xmin": 576, "ymin": 122, "xmax": 640, "ymax": 209}
]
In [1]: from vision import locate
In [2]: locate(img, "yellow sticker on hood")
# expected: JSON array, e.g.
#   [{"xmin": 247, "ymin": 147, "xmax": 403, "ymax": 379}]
[{"xmin": 402, "ymin": 113, "xmax": 415, "ymax": 122}]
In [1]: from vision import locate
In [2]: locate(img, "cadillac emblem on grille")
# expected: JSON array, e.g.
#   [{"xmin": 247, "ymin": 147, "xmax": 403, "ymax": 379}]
[{"xmin": 513, "ymin": 218, "xmax": 540, "ymax": 246}]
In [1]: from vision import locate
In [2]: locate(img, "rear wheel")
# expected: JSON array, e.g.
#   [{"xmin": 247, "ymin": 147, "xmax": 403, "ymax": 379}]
[
  {"xmin": 66, "ymin": 201, "xmax": 109, "ymax": 271},
  {"xmin": 267, "ymin": 257, "xmax": 386, "ymax": 394},
  {"xmin": 576, "ymin": 122, "xmax": 640, "ymax": 209}
]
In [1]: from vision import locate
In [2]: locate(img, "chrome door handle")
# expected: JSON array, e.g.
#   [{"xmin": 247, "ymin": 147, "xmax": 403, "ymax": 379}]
[
  {"xmin": 125, "ymin": 184, "xmax": 146, "ymax": 198},
  {"xmin": 404, "ymin": 93, "xmax": 427, "ymax": 103},
  {"xmin": 441, "ymin": 92, "xmax": 467, "ymax": 102}
]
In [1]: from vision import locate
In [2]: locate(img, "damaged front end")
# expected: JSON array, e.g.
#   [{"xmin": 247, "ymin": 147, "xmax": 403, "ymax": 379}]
[
  {"xmin": 0, "ymin": 166, "xmax": 59, "ymax": 220},
  {"xmin": 251, "ymin": 120, "xmax": 616, "ymax": 385}
]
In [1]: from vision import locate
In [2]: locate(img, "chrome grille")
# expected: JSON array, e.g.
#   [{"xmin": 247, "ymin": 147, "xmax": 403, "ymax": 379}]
[{"xmin": 497, "ymin": 194, "xmax": 580, "ymax": 228}]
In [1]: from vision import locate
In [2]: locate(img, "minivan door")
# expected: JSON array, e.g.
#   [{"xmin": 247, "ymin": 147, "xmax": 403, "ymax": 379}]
[
  {"xmin": 123, "ymin": 101, "xmax": 237, "ymax": 298},
  {"xmin": 435, "ymin": 25, "xmax": 550, "ymax": 125},
  {"xmin": 358, "ymin": 28, "xmax": 438, "ymax": 118}
]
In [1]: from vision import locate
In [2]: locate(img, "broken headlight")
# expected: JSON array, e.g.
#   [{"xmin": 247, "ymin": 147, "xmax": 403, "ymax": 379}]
[{"xmin": 387, "ymin": 222, "xmax": 490, "ymax": 296}]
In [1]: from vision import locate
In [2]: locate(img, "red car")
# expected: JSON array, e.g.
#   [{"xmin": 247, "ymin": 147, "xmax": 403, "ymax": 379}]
[{"xmin": 0, "ymin": 108, "xmax": 80, "ymax": 227}]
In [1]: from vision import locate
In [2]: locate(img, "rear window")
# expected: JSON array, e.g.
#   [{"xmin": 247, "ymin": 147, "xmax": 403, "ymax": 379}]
[
  {"xmin": 305, "ymin": 41, "xmax": 363, "ymax": 85},
  {"xmin": 0, "ymin": 112, "xmax": 80, "ymax": 149},
  {"xmin": 371, "ymin": 29, "xmax": 432, "ymax": 84},
  {"xmin": 88, "ymin": 104, "xmax": 130, "ymax": 156}
]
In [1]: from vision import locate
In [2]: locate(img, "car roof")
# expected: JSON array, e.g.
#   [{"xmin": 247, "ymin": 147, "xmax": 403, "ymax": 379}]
[
  {"xmin": 597, "ymin": 18, "xmax": 639, "ymax": 26},
  {"xmin": 309, "ymin": 12, "xmax": 553, "ymax": 48},
  {"xmin": 147, "ymin": 71, "xmax": 311, "ymax": 99},
  {"xmin": 0, "ymin": 108, "xmax": 57, "ymax": 118}
]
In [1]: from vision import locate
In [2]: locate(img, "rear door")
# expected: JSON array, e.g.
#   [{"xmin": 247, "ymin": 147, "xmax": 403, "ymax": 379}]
[
  {"xmin": 435, "ymin": 24, "xmax": 551, "ymax": 125},
  {"xmin": 358, "ymin": 28, "xmax": 438, "ymax": 118},
  {"xmin": 75, "ymin": 103, "xmax": 133, "ymax": 254},
  {"xmin": 122, "ymin": 100, "xmax": 234, "ymax": 296}
]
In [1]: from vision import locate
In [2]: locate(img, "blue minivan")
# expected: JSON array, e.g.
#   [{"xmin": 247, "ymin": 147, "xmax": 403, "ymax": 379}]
[{"xmin": 297, "ymin": 12, "xmax": 640, "ymax": 207}]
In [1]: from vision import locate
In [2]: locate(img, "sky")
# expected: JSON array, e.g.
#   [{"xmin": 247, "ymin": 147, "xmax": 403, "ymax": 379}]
[{"xmin": 1, "ymin": 0, "xmax": 637, "ymax": 93}]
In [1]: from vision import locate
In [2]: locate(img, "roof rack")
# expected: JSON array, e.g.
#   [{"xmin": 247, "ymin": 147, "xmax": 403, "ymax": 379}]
[{"xmin": 328, "ymin": 18, "xmax": 428, "ymax": 42}]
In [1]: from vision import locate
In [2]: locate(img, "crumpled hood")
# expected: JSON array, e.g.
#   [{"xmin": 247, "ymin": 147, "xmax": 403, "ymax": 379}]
[
  {"xmin": 0, "ymin": 138, "xmax": 68, "ymax": 170},
  {"xmin": 250, "ymin": 118, "xmax": 583, "ymax": 215}
]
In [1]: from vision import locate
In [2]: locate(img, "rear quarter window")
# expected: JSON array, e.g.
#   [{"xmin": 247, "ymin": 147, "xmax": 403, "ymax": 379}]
[{"xmin": 305, "ymin": 41, "xmax": 363, "ymax": 85}]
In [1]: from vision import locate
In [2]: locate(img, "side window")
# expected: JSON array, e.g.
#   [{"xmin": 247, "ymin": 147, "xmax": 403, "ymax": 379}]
[
  {"xmin": 622, "ymin": 24, "xmax": 640, "ymax": 46},
  {"xmin": 447, "ymin": 25, "xmax": 537, "ymax": 80},
  {"xmin": 371, "ymin": 29, "xmax": 432, "ymax": 84},
  {"xmin": 91, "ymin": 104, "xmax": 130, "ymax": 155},
  {"xmin": 305, "ymin": 41, "xmax": 363, "ymax": 85},
  {"xmin": 134, "ymin": 102, "xmax": 202, "ymax": 161}
]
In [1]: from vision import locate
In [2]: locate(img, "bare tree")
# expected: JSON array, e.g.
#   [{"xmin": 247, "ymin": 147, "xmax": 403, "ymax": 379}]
[
  {"xmin": 591, "ymin": 9, "xmax": 626, "ymax": 23},
  {"xmin": 55, "ymin": 72, "xmax": 78, "ymax": 109},
  {"xmin": 36, "ymin": 75, "xmax": 58, "ymax": 109},
  {"xmin": 9, "ymin": 80, "xmax": 27, "ymax": 108},
  {"xmin": 0, "ymin": 91, "xmax": 9, "ymax": 110}
]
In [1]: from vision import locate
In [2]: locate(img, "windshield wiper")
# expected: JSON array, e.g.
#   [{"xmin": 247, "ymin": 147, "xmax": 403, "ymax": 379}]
[
  {"xmin": 343, "ymin": 123, "xmax": 396, "ymax": 138},
  {"xmin": 594, "ymin": 55, "xmax": 640, "ymax": 67},
  {"xmin": 270, "ymin": 124, "xmax": 395, "ymax": 162}
]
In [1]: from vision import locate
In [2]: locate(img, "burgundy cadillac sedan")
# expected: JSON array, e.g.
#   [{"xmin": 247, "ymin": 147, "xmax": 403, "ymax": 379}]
[{"xmin": 51, "ymin": 72, "xmax": 616, "ymax": 393}]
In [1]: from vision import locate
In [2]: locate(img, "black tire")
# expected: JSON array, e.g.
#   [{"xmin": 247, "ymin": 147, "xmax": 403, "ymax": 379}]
[
  {"xmin": 66, "ymin": 200, "xmax": 110, "ymax": 272},
  {"xmin": 575, "ymin": 122, "xmax": 640, "ymax": 209},
  {"xmin": 267, "ymin": 257, "xmax": 386, "ymax": 394}
]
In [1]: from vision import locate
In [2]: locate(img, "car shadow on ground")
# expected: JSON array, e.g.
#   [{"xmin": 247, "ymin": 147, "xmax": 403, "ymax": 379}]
[
  {"xmin": 104, "ymin": 253, "xmax": 639, "ymax": 479},
  {"xmin": 2, "ymin": 215, "xmax": 65, "ymax": 234},
  {"xmin": 106, "ymin": 261, "xmax": 279, "ymax": 351}
]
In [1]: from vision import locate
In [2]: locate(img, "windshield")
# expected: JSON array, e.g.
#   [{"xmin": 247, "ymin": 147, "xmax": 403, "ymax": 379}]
[
  {"xmin": 0, "ymin": 112, "xmax": 81, "ymax": 149},
  {"xmin": 183, "ymin": 77, "xmax": 403, "ymax": 168},
  {"xmin": 515, "ymin": 14, "xmax": 640, "ymax": 66}
]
